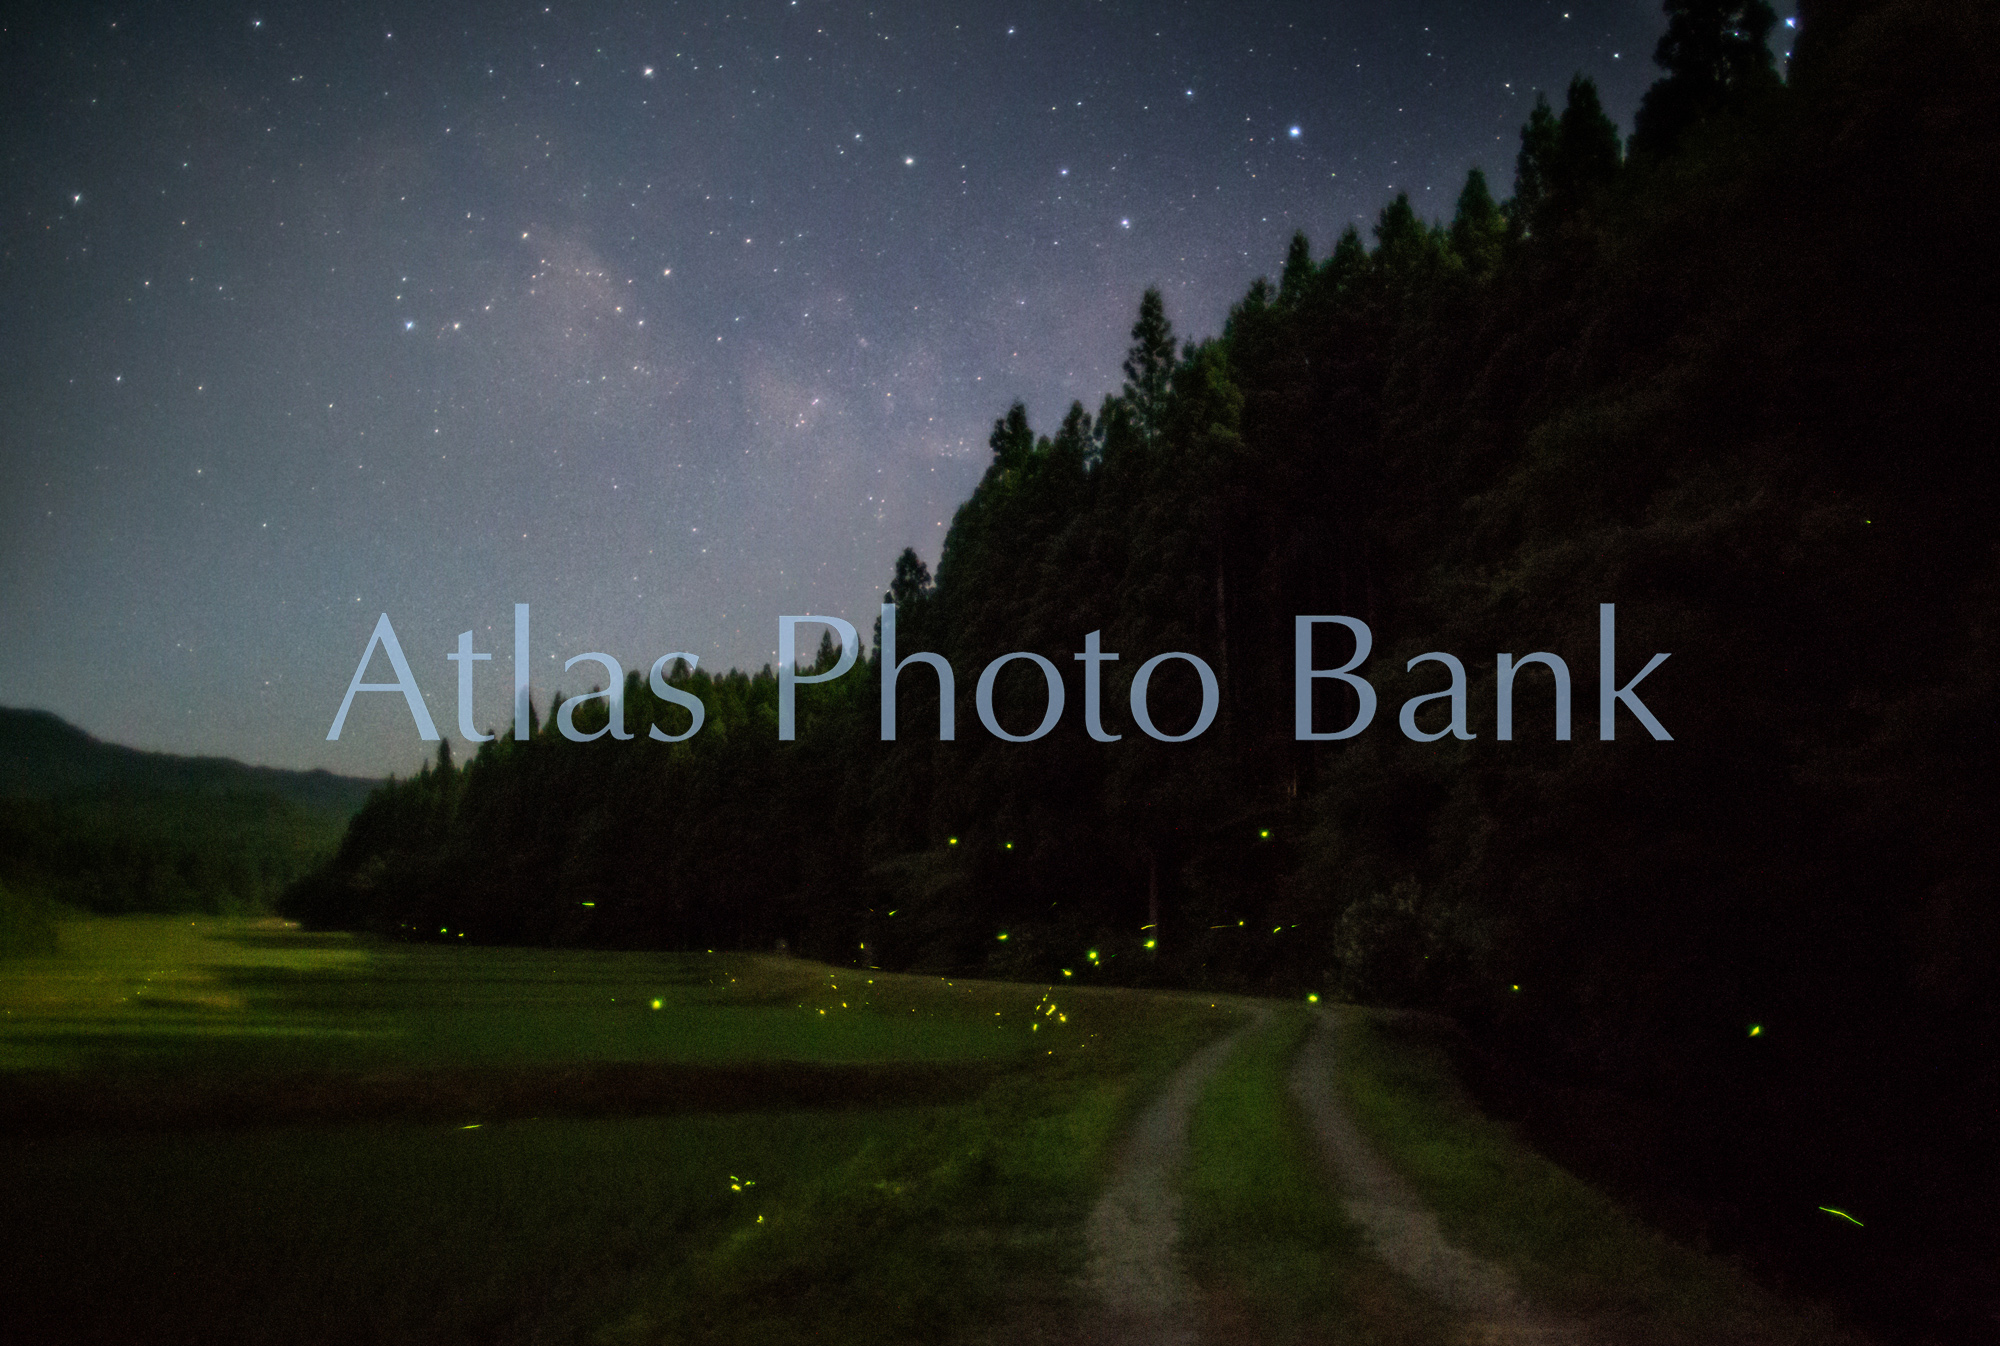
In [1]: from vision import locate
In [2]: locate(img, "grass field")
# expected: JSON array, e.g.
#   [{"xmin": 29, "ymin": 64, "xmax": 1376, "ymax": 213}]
[
  {"xmin": 0, "ymin": 916, "xmax": 1038, "ymax": 1073},
  {"xmin": 0, "ymin": 916, "xmax": 1234, "ymax": 1345},
  {"xmin": 1, "ymin": 918, "xmax": 1871, "ymax": 1344}
]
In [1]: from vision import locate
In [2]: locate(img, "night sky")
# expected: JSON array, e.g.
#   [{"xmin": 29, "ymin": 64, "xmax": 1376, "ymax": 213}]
[{"xmin": 0, "ymin": 1, "xmax": 1789, "ymax": 777}]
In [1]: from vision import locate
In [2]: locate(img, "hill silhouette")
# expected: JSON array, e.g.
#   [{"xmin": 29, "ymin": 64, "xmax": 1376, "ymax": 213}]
[{"xmin": 0, "ymin": 707, "xmax": 377, "ymax": 916}]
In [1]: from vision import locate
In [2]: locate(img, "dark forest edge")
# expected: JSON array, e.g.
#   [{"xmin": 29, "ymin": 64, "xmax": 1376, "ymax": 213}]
[
  {"xmin": 0, "ymin": 706, "xmax": 376, "ymax": 925},
  {"xmin": 275, "ymin": 1, "xmax": 1993, "ymax": 1340}
]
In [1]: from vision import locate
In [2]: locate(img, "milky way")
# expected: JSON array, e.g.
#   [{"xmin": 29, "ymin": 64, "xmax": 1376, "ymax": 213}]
[{"xmin": 0, "ymin": 1, "xmax": 1775, "ymax": 774}]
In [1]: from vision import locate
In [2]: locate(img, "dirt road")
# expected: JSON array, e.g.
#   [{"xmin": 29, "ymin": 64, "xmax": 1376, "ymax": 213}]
[
  {"xmin": 1290, "ymin": 1007, "xmax": 1592, "ymax": 1345},
  {"xmin": 1082, "ymin": 1011, "xmax": 1263, "ymax": 1345}
]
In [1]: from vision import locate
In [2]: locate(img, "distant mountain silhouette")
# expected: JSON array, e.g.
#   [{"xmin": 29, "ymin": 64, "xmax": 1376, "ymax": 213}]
[{"xmin": 0, "ymin": 707, "xmax": 378, "ymax": 816}]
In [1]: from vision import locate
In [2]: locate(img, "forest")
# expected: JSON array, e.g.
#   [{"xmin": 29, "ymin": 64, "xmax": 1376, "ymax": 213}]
[
  {"xmin": 282, "ymin": 1, "xmax": 2000, "ymax": 1338},
  {"xmin": 0, "ymin": 707, "xmax": 373, "ymax": 938}
]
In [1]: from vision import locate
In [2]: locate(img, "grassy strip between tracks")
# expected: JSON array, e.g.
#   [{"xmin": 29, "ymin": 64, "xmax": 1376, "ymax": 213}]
[{"xmin": 1181, "ymin": 1005, "xmax": 1453, "ymax": 1346}]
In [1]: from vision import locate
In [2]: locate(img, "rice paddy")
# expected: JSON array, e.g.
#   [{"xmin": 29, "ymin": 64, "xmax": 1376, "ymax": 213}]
[{"xmin": 0, "ymin": 917, "xmax": 1869, "ymax": 1344}]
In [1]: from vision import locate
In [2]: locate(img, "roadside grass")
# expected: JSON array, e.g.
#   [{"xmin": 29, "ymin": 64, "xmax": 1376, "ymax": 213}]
[
  {"xmin": 0, "ymin": 915, "xmax": 1240, "ymax": 1345},
  {"xmin": 1181, "ymin": 1006, "xmax": 1452, "ymax": 1346},
  {"xmin": 1332, "ymin": 1007, "xmax": 1869, "ymax": 1346}
]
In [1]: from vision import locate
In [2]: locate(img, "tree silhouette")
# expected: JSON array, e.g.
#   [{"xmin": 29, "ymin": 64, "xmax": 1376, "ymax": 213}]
[
  {"xmin": 1513, "ymin": 77, "xmax": 1622, "ymax": 236},
  {"xmin": 1121, "ymin": 288, "xmax": 1177, "ymax": 450},
  {"xmin": 1631, "ymin": 0, "xmax": 1782, "ymax": 157},
  {"xmin": 1449, "ymin": 167, "xmax": 1505, "ymax": 275}
]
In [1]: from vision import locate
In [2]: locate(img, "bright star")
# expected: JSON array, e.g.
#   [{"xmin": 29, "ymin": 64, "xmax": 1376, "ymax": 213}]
[{"xmin": 1289, "ymin": 125, "xmax": 1302, "ymax": 138}]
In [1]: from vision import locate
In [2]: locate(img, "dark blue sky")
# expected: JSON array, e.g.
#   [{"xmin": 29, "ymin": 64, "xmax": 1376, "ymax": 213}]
[{"xmin": 0, "ymin": 0, "xmax": 1791, "ymax": 776}]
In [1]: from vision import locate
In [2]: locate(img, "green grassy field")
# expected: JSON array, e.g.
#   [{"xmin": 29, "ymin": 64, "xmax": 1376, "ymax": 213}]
[
  {"xmin": 0, "ymin": 916, "xmax": 1037, "ymax": 1073},
  {"xmin": 0, "ymin": 916, "xmax": 1233, "ymax": 1345},
  {"xmin": 1, "ymin": 918, "xmax": 1871, "ymax": 1344}
]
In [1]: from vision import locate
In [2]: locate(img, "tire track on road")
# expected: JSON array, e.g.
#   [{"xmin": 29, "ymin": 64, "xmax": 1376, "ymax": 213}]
[
  {"xmin": 1082, "ymin": 1009, "xmax": 1263, "ymax": 1346},
  {"xmin": 1291, "ymin": 1007, "xmax": 1593, "ymax": 1346}
]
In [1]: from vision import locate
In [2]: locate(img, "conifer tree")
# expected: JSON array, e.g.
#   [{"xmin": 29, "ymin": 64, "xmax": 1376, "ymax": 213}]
[
  {"xmin": 887, "ymin": 546, "xmax": 933, "ymax": 606},
  {"xmin": 1049, "ymin": 400, "xmax": 1096, "ymax": 474},
  {"xmin": 1631, "ymin": 0, "xmax": 1781, "ymax": 157},
  {"xmin": 811, "ymin": 629, "xmax": 841, "ymax": 675},
  {"xmin": 1278, "ymin": 231, "xmax": 1313, "ymax": 304},
  {"xmin": 1449, "ymin": 167, "xmax": 1505, "ymax": 274},
  {"xmin": 1122, "ymin": 288, "xmax": 1177, "ymax": 450},
  {"xmin": 1326, "ymin": 224, "xmax": 1367, "ymax": 286},
  {"xmin": 1555, "ymin": 76, "xmax": 1622, "ymax": 195},
  {"xmin": 1512, "ymin": 77, "xmax": 1622, "ymax": 236},
  {"xmin": 1373, "ymin": 192, "xmax": 1425, "ymax": 256},
  {"xmin": 988, "ymin": 402, "xmax": 1034, "ymax": 472},
  {"xmin": 1512, "ymin": 94, "xmax": 1561, "ymax": 233}
]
